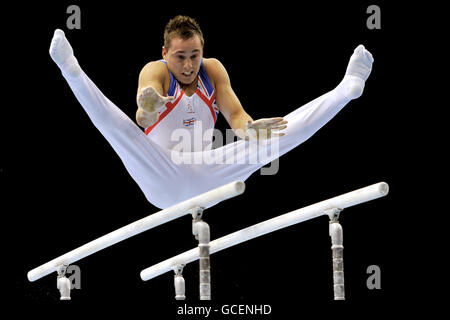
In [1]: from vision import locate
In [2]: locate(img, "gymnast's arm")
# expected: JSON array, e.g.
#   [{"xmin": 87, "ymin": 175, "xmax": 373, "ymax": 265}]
[
  {"xmin": 135, "ymin": 62, "xmax": 168, "ymax": 128},
  {"xmin": 207, "ymin": 58, "xmax": 287, "ymax": 140},
  {"xmin": 206, "ymin": 58, "xmax": 253, "ymax": 140}
]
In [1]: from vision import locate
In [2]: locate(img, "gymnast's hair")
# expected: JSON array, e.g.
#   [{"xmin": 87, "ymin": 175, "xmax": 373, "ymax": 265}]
[{"xmin": 164, "ymin": 15, "xmax": 204, "ymax": 49}]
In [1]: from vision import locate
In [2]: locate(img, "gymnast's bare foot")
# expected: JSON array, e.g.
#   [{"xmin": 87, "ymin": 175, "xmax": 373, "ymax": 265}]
[
  {"xmin": 338, "ymin": 45, "xmax": 374, "ymax": 100},
  {"xmin": 49, "ymin": 29, "xmax": 81, "ymax": 78}
]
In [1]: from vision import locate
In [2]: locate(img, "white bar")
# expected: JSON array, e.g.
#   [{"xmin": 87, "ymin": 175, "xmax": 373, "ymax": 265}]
[
  {"xmin": 140, "ymin": 182, "xmax": 389, "ymax": 281},
  {"xmin": 27, "ymin": 181, "xmax": 245, "ymax": 282}
]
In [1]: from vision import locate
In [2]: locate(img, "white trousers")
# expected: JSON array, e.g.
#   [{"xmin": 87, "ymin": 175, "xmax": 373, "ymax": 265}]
[{"xmin": 62, "ymin": 68, "xmax": 351, "ymax": 209}]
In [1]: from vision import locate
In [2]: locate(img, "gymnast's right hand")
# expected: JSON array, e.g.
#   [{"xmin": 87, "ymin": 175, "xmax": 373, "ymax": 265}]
[{"xmin": 136, "ymin": 86, "xmax": 174, "ymax": 128}]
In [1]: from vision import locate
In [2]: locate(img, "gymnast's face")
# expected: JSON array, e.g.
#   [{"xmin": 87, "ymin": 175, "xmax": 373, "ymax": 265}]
[{"xmin": 162, "ymin": 35, "xmax": 203, "ymax": 86}]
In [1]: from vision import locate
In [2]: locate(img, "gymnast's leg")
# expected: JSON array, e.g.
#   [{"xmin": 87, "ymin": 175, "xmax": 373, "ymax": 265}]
[
  {"xmin": 187, "ymin": 45, "xmax": 374, "ymax": 190},
  {"xmin": 49, "ymin": 29, "xmax": 180, "ymax": 208},
  {"xmin": 282, "ymin": 44, "xmax": 373, "ymax": 140}
]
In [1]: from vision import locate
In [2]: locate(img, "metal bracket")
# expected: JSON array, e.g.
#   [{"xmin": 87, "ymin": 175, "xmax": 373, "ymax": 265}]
[
  {"xmin": 57, "ymin": 264, "xmax": 67, "ymax": 277},
  {"xmin": 189, "ymin": 206, "xmax": 204, "ymax": 221},
  {"xmin": 324, "ymin": 208, "xmax": 343, "ymax": 222},
  {"xmin": 173, "ymin": 264, "xmax": 185, "ymax": 276},
  {"xmin": 190, "ymin": 207, "xmax": 205, "ymax": 240}
]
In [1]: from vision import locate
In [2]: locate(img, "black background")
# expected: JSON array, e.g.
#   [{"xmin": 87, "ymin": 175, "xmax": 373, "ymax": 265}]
[{"xmin": 2, "ymin": 0, "xmax": 434, "ymax": 316}]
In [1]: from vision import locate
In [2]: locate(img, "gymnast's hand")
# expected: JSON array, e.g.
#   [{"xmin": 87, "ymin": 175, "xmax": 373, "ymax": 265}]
[
  {"xmin": 136, "ymin": 86, "xmax": 174, "ymax": 127},
  {"xmin": 245, "ymin": 117, "xmax": 288, "ymax": 140}
]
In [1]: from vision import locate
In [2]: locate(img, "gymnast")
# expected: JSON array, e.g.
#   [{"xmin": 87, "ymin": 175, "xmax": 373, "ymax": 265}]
[{"xmin": 49, "ymin": 15, "xmax": 374, "ymax": 209}]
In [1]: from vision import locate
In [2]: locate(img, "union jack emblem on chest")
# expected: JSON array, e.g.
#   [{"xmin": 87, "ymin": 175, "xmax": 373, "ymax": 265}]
[{"xmin": 183, "ymin": 117, "xmax": 196, "ymax": 127}]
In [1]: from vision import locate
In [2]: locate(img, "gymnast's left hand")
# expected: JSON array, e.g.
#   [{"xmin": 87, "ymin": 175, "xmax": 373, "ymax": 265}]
[{"xmin": 245, "ymin": 117, "xmax": 288, "ymax": 140}]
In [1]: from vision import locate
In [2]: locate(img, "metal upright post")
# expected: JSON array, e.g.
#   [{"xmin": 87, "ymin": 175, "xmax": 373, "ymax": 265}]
[
  {"xmin": 190, "ymin": 207, "xmax": 211, "ymax": 300},
  {"xmin": 173, "ymin": 264, "xmax": 186, "ymax": 300},
  {"xmin": 56, "ymin": 264, "xmax": 71, "ymax": 300},
  {"xmin": 326, "ymin": 208, "xmax": 345, "ymax": 300}
]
